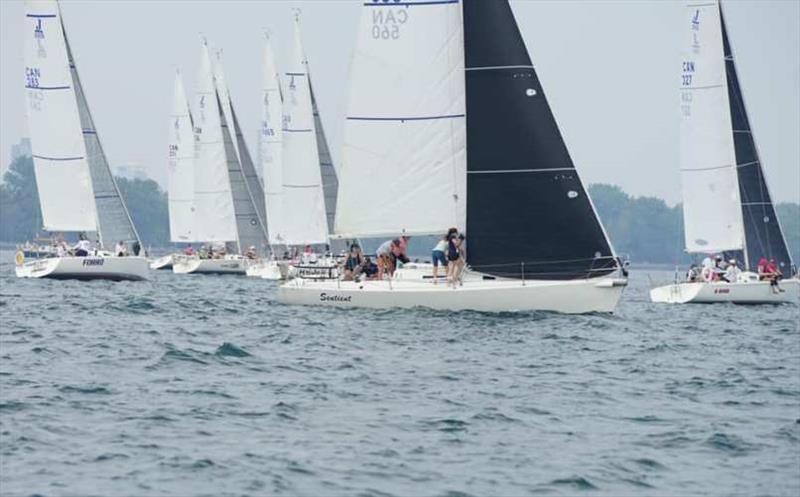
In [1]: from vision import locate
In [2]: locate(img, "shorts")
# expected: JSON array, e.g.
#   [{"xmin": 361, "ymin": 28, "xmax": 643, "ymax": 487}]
[{"xmin": 432, "ymin": 250, "xmax": 447, "ymax": 267}]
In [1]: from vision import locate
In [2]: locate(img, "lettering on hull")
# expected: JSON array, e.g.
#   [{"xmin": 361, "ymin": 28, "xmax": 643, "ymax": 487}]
[
  {"xmin": 320, "ymin": 293, "xmax": 353, "ymax": 303},
  {"xmin": 82, "ymin": 258, "xmax": 104, "ymax": 266}
]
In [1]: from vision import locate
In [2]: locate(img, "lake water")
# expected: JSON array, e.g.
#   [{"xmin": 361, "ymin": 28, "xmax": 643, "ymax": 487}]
[{"xmin": 1, "ymin": 252, "xmax": 798, "ymax": 496}]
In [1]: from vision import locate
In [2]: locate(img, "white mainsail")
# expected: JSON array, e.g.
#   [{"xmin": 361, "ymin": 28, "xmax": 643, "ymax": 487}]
[
  {"xmin": 23, "ymin": 0, "xmax": 97, "ymax": 233},
  {"xmin": 260, "ymin": 34, "xmax": 285, "ymax": 246},
  {"xmin": 280, "ymin": 15, "xmax": 329, "ymax": 246},
  {"xmin": 168, "ymin": 70, "xmax": 195, "ymax": 243},
  {"xmin": 679, "ymin": 0, "xmax": 744, "ymax": 253},
  {"xmin": 333, "ymin": 0, "xmax": 467, "ymax": 238},
  {"xmin": 194, "ymin": 39, "xmax": 237, "ymax": 244}
]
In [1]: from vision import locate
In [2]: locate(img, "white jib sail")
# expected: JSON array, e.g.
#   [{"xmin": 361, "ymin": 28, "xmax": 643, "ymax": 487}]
[
  {"xmin": 168, "ymin": 70, "xmax": 196, "ymax": 243},
  {"xmin": 261, "ymin": 34, "xmax": 285, "ymax": 246},
  {"xmin": 280, "ymin": 15, "xmax": 329, "ymax": 246},
  {"xmin": 194, "ymin": 39, "xmax": 237, "ymax": 243},
  {"xmin": 23, "ymin": 0, "xmax": 97, "ymax": 232},
  {"xmin": 679, "ymin": 0, "xmax": 744, "ymax": 253},
  {"xmin": 333, "ymin": 0, "xmax": 467, "ymax": 238}
]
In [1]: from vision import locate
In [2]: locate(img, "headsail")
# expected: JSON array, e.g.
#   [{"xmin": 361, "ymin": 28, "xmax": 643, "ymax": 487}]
[
  {"xmin": 463, "ymin": 0, "xmax": 617, "ymax": 279},
  {"xmin": 168, "ymin": 70, "xmax": 196, "ymax": 243},
  {"xmin": 333, "ymin": 0, "xmax": 467, "ymax": 238},
  {"xmin": 194, "ymin": 39, "xmax": 237, "ymax": 244},
  {"xmin": 678, "ymin": 1, "xmax": 744, "ymax": 255},
  {"xmin": 310, "ymin": 78, "xmax": 337, "ymax": 236},
  {"xmin": 719, "ymin": 5, "xmax": 793, "ymax": 273},
  {"xmin": 66, "ymin": 27, "xmax": 140, "ymax": 247},
  {"xmin": 280, "ymin": 14, "xmax": 329, "ymax": 246},
  {"xmin": 260, "ymin": 34, "xmax": 285, "ymax": 246},
  {"xmin": 23, "ymin": 0, "xmax": 97, "ymax": 233}
]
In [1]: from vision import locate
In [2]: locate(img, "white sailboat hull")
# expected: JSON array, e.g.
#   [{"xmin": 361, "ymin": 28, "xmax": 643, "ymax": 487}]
[
  {"xmin": 245, "ymin": 260, "xmax": 284, "ymax": 280},
  {"xmin": 15, "ymin": 256, "xmax": 149, "ymax": 281},
  {"xmin": 650, "ymin": 278, "xmax": 799, "ymax": 304},
  {"xmin": 277, "ymin": 274, "xmax": 627, "ymax": 314},
  {"xmin": 172, "ymin": 256, "xmax": 246, "ymax": 275},
  {"xmin": 149, "ymin": 254, "xmax": 175, "ymax": 270}
]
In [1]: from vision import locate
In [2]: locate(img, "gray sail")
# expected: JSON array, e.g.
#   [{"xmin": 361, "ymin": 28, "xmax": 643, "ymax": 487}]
[
  {"xmin": 309, "ymin": 81, "xmax": 337, "ymax": 235},
  {"xmin": 231, "ymin": 104, "xmax": 269, "ymax": 245},
  {"xmin": 217, "ymin": 92, "xmax": 267, "ymax": 254},
  {"xmin": 64, "ymin": 28, "xmax": 141, "ymax": 248}
]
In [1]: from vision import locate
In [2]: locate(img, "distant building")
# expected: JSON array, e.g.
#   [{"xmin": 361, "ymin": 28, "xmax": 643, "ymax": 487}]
[
  {"xmin": 11, "ymin": 138, "xmax": 31, "ymax": 161},
  {"xmin": 115, "ymin": 163, "xmax": 148, "ymax": 181}
]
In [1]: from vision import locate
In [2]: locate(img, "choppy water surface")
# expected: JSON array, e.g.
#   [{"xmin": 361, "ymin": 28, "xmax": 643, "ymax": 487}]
[{"xmin": 1, "ymin": 252, "xmax": 798, "ymax": 497}]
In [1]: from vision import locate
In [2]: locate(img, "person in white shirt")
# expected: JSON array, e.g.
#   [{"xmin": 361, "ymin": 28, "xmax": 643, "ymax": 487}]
[
  {"xmin": 115, "ymin": 241, "xmax": 127, "ymax": 257},
  {"xmin": 723, "ymin": 259, "xmax": 741, "ymax": 283},
  {"xmin": 56, "ymin": 242, "xmax": 68, "ymax": 258},
  {"xmin": 73, "ymin": 234, "xmax": 91, "ymax": 257}
]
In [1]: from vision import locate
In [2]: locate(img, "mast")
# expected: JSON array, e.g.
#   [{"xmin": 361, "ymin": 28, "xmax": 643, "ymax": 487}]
[
  {"xmin": 719, "ymin": 3, "xmax": 794, "ymax": 274},
  {"xmin": 462, "ymin": 0, "xmax": 617, "ymax": 280}
]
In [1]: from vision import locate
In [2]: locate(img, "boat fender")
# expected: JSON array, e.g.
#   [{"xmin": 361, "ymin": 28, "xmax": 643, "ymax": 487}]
[{"xmin": 15, "ymin": 250, "xmax": 24, "ymax": 266}]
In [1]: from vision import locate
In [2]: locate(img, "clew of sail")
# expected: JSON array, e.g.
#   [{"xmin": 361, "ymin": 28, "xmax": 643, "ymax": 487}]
[
  {"xmin": 23, "ymin": 0, "xmax": 97, "ymax": 233},
  {"xmin": 168, "ymin": 70, "xmax": 196, "ymax": 243},
  {"xmin": 280, "ymin": 14, "xmax": 329, "ymax": 246},
  {"xmin": 194, "ymin": 40, "xmax": 237, "ymax": 244},
  {"xmin": 678, "ymin": 1, "xmax": 744, "ymax": 254}
]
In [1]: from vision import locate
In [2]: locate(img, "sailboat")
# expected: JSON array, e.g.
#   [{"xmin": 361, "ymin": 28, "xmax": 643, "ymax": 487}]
[
  {"xmin": 278, "ymin": 0, "xmax": 627, "ymax": 314},
  {"xmin": 172, "ymin": 40, "xmax": 269, "ymax": 275},
  {"xmin": 150, "ymin": 70, "xmax": 196, "ymax": 271},
  {"xmin": 16, "ymin": 0, "xmax": 148, "ymax": 281},
  {"xmin": 650, "ymin": 0, "xmax": 798, "ymax": 304}
]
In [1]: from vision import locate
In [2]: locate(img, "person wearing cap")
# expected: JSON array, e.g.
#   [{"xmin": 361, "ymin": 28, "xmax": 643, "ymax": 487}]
[
  {"xmin": 723, "ymin": 259, "xmax": 740, "ymax": 283},
  {"xmin": 764, "ymin": 258, "xmax": 783, "ymax": 293}
]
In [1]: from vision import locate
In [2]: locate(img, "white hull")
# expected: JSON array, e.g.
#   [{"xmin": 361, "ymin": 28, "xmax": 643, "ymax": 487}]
[
  {"xmin": 15, "ymin": 256, "xmax": 149, "ymax": 281},
  {"xmin": 245, "ymin": 260, "xmax": 284, "ymax": 280},
  {"xmin": 278, "ymin": 272, "xmax": 627, "ymax": 314},
  {"xmin": 650, "ymin": 278, "xmax": 799, "ymax": 304},
  {"xmin": 149, "ymin": 254, "xmax": 175, "ymax": 270},
  {"xmin": 172, "ymin": 256, "xmax": 247, "ymax": 275}
]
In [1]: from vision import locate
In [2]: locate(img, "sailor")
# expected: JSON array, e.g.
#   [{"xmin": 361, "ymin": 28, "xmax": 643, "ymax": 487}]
[
  {"xmin": 245, "ymin": 246, "xmax": 258, "ymax": 260},
  {"xmin": 376, "ymin": 239, "xmax": 399, "ymax": 279},
  {"xmin": 362, "ymin": 256, "xmax": 379, "ymax": 280},
  {"xmin": 713, "ymin": 255, "xmax": 727, "ymax": 279},
  {"xmin": 56, "ymin": 241, "xmax": 68, "ymax": 258},
  {"xmin": 446, "ymin": 233, "xmax": 461, "ymax": 285},
  {"xmin": 764, "ymin": 258, "xmax": 783, "ymax": 294},
  {"xmin": 343, "ymin": 243, "xmax": 364, "ymax": 281},
  {"xmin": 393, "ymin": 236, "xmax": 411, "ymax": 265},
  {"xmin": 72, "ymin": 234, "xmax": 91, "ymax": 257},
  {"xmin": 115, "ymin": 241, "xmax": 127, "ymax": 257},
  {"xmin": 686, "ymin": 264, "xmax": 700, "ymax": 282},
  {"xmin": 184, "ymin": 244, "xmax": 194, "ymax": 256},
  {"xmin": 723, "ymin": 259, "xmax": 740, "ymax": 283},
  {"xmin": 431, "ymin": 232, "xmax": 451, "ymax": 283},
  {"xmin": 132, "ymin": 241, "xmax": 141, "ymax": 256}
]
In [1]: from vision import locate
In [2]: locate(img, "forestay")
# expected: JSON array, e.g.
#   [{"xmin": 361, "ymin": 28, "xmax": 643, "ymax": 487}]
[
  {"xmin": 334, "ymin": 0, "xmax": 467, "ymax": 238},
  {"xmin": 678, "ymin": 1, "xmax": 744, "ymax": 254},
  {"xmin": 167, "ymin": 71, "xmax": 196, "ymax": 243},
  {"xmin": 260, "ymin": 35, "xmax": 285, "ymax": 246},
  {"xmin": 280, "ymin": 16, "xmax": 329, "ymax": 246},
  {"xmin": 194, "ymin": 40, "xmax": 237, "ymax": 243},
  {"xmin": 23, "ymin": 0, "xmax": 97, "ymax": 233}
]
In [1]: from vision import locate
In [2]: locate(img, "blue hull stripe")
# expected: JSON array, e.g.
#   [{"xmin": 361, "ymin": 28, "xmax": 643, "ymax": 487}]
[{"xmin": 347, "ymin": 114, "xmax": 464, "ymax": 122}]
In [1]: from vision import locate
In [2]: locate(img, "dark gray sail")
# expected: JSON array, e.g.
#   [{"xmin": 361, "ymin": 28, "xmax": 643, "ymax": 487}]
[
  {"xmin": 310, "ymin": 82, "xmax": 337, "ymax": 237},
  {"xmin": 217, "ymin": 92, "xmax": 267, "ymax": 254},
  {"xmin": 719, "ymin": 8, "xmax": 794, "ymax": 274},
  {"xmin": 231, "ymin": 104, "xmax": 269, "ymax": 247},
  {"xmin": 463, "ymin": 0, "xmax": 618, "ymax": 280},
  {"xmin": 64, "ymin": 27, "xmax": 141, "ymax": 248}
]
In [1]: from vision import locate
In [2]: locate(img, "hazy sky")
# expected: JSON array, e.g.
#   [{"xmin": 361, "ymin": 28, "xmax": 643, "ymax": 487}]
[{"xmin": 1, "ymin": 0, "xmax": 798, "ymax": 205}]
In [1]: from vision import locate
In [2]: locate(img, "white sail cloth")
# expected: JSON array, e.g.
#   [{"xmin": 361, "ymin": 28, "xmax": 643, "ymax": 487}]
[
  {"xmin": 194, "ymin": 40, "xmax": 237, "ymax": 244},
  {"xmin": 24, "ymin": 0, "xmax": 97, "ymax": 232},
  {"xmin": 168, "ymin": 71, "xmax": 196, "ymax": 242},
  {"xmin": 280, "ymin": 16, "xmax": 329, "ymax": 246},
  {"xmin": 679, "ymin": 0, "xmax": 744, "ymax": 253},
  {"xmin": 260, "ymin": 35, "xmax": 285, "ymax": 246},
  {"xmin": 333, "ymin": 0, "xmax": 467, "ymax": 238}
]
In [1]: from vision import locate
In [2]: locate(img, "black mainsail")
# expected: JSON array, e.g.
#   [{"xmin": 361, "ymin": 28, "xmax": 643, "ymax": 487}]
[
  {"xmin": 463, "ymin": 0, "xmax": 618, "ymax": 280},
  {"xmin": 719, "ymin": 8, "xmax": 794, "ymax": 274}
]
